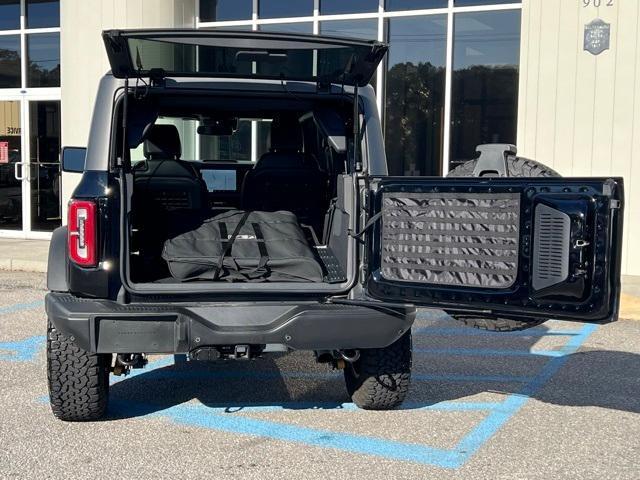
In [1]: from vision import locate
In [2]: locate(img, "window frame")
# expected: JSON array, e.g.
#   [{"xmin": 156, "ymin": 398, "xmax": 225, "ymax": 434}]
[{"xmin": 0, "ymin": 0, "xmax": 60, "ymax": 93}]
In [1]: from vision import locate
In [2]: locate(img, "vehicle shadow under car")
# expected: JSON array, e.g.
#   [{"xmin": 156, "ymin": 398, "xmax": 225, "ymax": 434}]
[{"xmin": 105, "ymin": 314, "xmax": 640, "ymax": 420}]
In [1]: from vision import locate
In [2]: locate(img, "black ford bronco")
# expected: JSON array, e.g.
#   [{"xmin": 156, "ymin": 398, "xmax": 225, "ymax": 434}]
[{"xmin": 46, "ymin": 30, "xmax": 624, "ymax": 421}]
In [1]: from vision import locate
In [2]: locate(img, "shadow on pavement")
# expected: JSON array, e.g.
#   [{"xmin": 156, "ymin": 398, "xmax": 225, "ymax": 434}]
[
  {"xmin": 107, "ymin": 354, "xmax": 349, "ymax": 419},
  {"xmin": 106, "ymin": 322, "xmax": 640, "ymax": 420}
]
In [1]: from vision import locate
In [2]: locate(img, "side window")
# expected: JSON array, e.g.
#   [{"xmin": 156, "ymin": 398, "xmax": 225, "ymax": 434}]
[
  {"xmin": 256, "ymin": 120, "xmax": 272, "ymax": 160},
  {"xmin": 130, "ymin": 118, "xmax": 198, "ymax": 164},
  {"xmin": 130, "ymin": 141, "xmax": 146, "ymax": 165}
]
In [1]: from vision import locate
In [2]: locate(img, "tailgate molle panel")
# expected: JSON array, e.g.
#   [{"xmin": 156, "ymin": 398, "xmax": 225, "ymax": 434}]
[{"xmin": 380, "ymin": 192, "xmax": 520, "ymax": 288}]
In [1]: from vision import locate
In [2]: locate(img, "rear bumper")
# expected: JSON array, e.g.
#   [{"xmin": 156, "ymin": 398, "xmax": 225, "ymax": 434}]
[{"xmin": 46, "ymin": 293, "xmax": 416, "ymax": 354}]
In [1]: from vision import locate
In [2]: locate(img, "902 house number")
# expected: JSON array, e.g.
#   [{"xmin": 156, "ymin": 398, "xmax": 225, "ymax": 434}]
[{"xmin": 583, "ymin": 0, "xmax": 614, "ymax": 6}]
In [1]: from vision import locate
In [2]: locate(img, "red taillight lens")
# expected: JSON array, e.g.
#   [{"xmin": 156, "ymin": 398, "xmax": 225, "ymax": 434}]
[{"xmin": 68, "ymin": 200, "xmax": 97, "ymax": 267}]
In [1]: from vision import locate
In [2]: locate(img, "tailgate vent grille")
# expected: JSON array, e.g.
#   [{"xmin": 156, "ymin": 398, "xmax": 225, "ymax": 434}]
[
  {"xmin": 380, "ymin": 192, "xmax": 520, "ymax": 288},
  {"xmin": 532, "ymin": 204, "xmax": 570, "ymax": 291}
]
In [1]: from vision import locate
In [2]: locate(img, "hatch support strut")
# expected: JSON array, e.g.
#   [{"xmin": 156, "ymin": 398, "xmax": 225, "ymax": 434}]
[
  {"xmin": 120, "ymin": 75, "xmax": 130, "ymax": 172},
  {"xmin": 352, "ymin": 84, "xmax": 360, "ymax": 173}
]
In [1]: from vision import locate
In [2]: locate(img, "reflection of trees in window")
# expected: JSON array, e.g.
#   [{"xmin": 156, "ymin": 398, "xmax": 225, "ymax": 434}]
[
  {"xmin": 0, "ymin": 48, "xmax": 20, "ymax": 88},
  {"xmin": 27, "ymin": 33, "xmax": 61, "ymax": 87},
  {"xmin": 384, "ymin": 61, "xmax": 445, "ymax": 176},
  {"xmin": 449, "ymin": 65, "xmax": 518, "ymax": 170},
  {"xmin": 28, "ymin": 61, "xmax": 60, "ymax": 88}
]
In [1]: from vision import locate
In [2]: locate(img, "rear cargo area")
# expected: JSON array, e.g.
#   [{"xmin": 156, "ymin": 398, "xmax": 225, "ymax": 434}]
[
  {"xmin": 131, "ymin": 205, "xmax": 348, "ymax": 286},
  {"xmin": 123, "ymin": 91, "xmax": 354, "ymax": 289}
]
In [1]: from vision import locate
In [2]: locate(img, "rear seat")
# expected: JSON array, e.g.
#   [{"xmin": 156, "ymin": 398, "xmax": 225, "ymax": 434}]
[
  {"xmin": 131, "ymin": 124, "xmax": 208, "ymax": 280},
  {"xmin": 134, "ymin": 124, "xmax": 207, "ymax": 213},
  {"xmin": 241, "ymin": 116, "xmax": 328, "ymax": 235}
]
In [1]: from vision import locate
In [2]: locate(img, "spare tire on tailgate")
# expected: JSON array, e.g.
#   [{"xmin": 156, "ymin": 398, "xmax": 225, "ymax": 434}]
[{"xmin": 446, "ymin": 145, "xmax": 560, "ymax": 332}]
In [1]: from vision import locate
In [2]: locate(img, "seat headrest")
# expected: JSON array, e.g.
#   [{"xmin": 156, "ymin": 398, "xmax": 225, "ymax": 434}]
[
  {"xmin": 269, "ymin": 116, "xmax": 303, "ymax": 153},
  {"xmin": 143, "ymin": 124, "xmax": 182, "ymax": 160},
  {"xmin": 255, "ymin": 152, "xmax": 306, "ymax": 171},
  {"xmin": 135, "ymin": 158, "xmax": 198, "ymax": 179}
]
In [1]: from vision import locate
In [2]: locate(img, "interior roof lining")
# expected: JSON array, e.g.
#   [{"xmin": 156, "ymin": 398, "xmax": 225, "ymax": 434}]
[{"xmin": 129, "ymin": 94, "xmax": 351, "ymax": 125}]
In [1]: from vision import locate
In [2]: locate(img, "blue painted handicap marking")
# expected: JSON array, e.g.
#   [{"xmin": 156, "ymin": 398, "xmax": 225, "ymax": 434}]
[
  {"xmin": 3, "ymin": 296, "xmax": 595, "ymax": 469},
  {"xmin": 0, "ymin": 300, "xmax": 45, "ymax": 361},
  {"xmin": 0, "ymin": 299, "xmax": 44, "ymax": 316},
  {"xmin": 0, "ymin": 335, "xmax": 46, "ymax": 362},
  {"xmin": 107, "ymin": 398, "xmax": 465, "ymax": 468},
  {"xmin": 0, "ymin": 297, "xmax": 601, "ymax": 467},
  {"xmin": 104, "ymin": 322, "xmax": 598, "ymax": 469}
]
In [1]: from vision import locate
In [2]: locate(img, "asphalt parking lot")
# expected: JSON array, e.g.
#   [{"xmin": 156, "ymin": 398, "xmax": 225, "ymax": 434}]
[{"xmin": 1, "ymin": 271, "xmax": 639, "ymax": 479}]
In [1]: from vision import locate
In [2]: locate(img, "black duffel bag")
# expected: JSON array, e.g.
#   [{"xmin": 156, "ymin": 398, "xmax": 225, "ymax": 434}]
[{"xmin": 162, "ymin": 210, "xmax": 324, "ymax": 282}]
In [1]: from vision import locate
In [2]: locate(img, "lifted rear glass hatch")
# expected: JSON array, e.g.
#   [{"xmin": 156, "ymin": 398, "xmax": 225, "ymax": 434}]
[{"xmin": 102, "ymin": 29, "xmax": 387, "ymax": 87}]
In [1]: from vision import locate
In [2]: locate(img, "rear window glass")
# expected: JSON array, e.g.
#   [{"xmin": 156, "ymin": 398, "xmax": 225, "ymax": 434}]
[{"xmin": 119, "ymin": 33, "xmax": 382, "ymax": 86}]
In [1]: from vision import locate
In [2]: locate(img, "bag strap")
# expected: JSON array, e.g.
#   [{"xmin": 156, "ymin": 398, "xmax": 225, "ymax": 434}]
[
  {"xmin": 218, "ymin": 221, "xmax": 229, "ymax": 250},
  {"xmin": 213, "ymin": 211, "xmax": 251, "ymax": 280},
  {"xmin": 348, "ymin": 210, "xmax": 383, "ymax": 243},
  {"xmin": 244, "ymin": 222, "xmax": 270, "ymax": 279},
  {"xmin": 322, "ymin": 198, "xmax": 337, "ymax": 244}
]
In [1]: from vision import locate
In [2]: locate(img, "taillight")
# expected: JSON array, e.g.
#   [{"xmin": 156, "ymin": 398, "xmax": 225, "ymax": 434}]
[{"xmin": 68, "ymin": 200, "xmax": 97, "ymax": 267}]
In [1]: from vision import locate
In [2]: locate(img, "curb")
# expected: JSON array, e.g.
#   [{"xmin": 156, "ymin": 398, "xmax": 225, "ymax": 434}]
[
  {"xmin": 0, "ymin": 258, "xmax": 47, "ymax": 273},
  {"xmin": 619, "ymin": 293, "xmax": 640, "ymax": 321}
]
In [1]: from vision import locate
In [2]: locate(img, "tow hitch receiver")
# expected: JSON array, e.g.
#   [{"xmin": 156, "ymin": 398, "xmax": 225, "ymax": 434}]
[
  {"xmin": 233, "ymin": 345, "xmax": 251, "ymax": 360},
  {"xmin": 112, "ymin": 353, "xmax": 147, "ymax": 376},
  {"xmin": 189, "ymin": 345, "xmax": 262, "ymax": 361},
  {"xmin": 190, "ymin": 347, "xmax": 221, "ymax": 362}
]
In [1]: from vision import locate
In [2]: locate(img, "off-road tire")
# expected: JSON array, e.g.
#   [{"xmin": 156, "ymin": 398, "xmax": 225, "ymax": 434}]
[
  {"xmin": 448, "ymin": 156, "xmax": 560, "ymax": 178},
  {"xmin": 345, "ymin": 331, "xmax": 412, "ymax": 410},
  {"xmin": 447, "ymin": 155, "xmax": 560, "ymax": 332},
  {"xmin": 47, "ymin": 319, "xmax": 110, "ymax": 421}
]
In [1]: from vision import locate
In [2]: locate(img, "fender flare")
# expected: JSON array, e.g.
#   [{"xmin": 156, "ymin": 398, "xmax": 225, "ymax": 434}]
[{"xmin": 47, "ymin": 226, "xmax": 69, "ymax": 292}]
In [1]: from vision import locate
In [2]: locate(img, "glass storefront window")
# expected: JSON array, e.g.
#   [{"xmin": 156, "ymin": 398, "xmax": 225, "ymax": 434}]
[
  {"xmin": 0, "ymin": 35, "xmax": 20, "ymax": 88},
  {"xmin": 386, "ymin": 0, "xmax": 447, "ymax": 10},
  {"xmin": 0, "ymin": 0, "xmax": 20, "ymax": 31},
  {"xmin": 260, "ymin": 22, "xmax": 314, "ymax": 34},
  {"xmin": 27, "ymin": 32, "xmax": 60, "ymax": 87},
  {"xmin": 200, "ymin": 24, "xmax": 253, "ymax": 31},
  {"xmin": 29, "ymin": 100, "xmax": 61, "ymax": 231},
  {"xmin": 449, "ymin": 10, "xmax": 521, "ymax": 170},
  {"xmin": 320, "ymin": 0, "xmax": 378, "ymax": 15},
  {"xmin": 320, "ymin": 19, "xmax": 378, "ymax": 40},
  {"xmin": 320, "ymin": 19, "xmax": 379, "ymax": 89},
  {"xmin": 200, "ymin": 0, "xmax": 253, "ymax": 22},
  {"xmin": 26, "ymin": 0, "xmax": 60, "ymax": 29},
  {"xmin": 259, "ymin": 0, "xmax": 313, "ymax": 19},
  {"xmin": 384, "ymin": 16, "xmax": 447, "ymax": 176},
  {"xmin": 0, "ymin": 100, "xmax": 22, "ymax": 230}
]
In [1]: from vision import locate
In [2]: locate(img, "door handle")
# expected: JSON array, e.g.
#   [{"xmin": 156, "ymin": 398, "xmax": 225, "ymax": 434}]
[
  {"xmin": 14, "ymin": 162, "xmax": 25, "ymax": 181},
  {"xmin": 13, "ymin": 162, "xmax": 31, "ymax": 181}
]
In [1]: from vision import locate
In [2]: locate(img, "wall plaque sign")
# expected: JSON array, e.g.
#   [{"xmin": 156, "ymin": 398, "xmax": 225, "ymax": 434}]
[{"xmin": 584, "ymin": 18, "xmax": 611, "ymax": 55}]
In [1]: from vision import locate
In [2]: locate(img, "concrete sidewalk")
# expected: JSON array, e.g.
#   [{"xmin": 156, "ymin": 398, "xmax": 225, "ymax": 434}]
[
  {"xmin": 0, "ymin": 238, "xmax": 638, "ymax": 319},
  {"xmin": 0, "ymin": 238, "xmax": 49, "ymax": 273}
]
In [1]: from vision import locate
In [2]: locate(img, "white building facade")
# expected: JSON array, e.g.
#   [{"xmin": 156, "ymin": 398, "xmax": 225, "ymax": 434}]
[{"xmin": 0, "ymin": 0, "xmax": 638, "ymax": 276}]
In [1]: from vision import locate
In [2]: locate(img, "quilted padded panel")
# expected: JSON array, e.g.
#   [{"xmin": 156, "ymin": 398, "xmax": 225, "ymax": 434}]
[{"xmin": 380, "ymin": 192, "xmax": 520, "ymax": 288}]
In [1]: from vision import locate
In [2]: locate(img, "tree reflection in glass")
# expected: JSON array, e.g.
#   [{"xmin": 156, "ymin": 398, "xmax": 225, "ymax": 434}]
[
  {"xmin": 449, "ymin": 10, "xmax": 521, "ymax": 170},
  {"xmin": 384, "ymin": 16, "xmax": 447, "ymax": 176}
]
